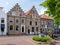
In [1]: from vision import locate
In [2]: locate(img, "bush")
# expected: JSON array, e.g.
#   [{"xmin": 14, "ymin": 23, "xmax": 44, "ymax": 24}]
[
  {"xmin": 33, "ymin": 36, "xmax": 41, "ymax": 41},
  {"xmin": 32, "ymin": 35, "xmax": 52, "ymax": 42}
]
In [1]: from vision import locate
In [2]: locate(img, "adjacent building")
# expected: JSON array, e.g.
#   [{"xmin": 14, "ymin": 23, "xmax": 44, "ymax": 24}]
[
  {"xmin": 0, "ymin": 7, "xmax": 7, "ymax": 35},
  {"xmin": 40, "ymin": 14, "xmax": 54, "ymax": 34}
]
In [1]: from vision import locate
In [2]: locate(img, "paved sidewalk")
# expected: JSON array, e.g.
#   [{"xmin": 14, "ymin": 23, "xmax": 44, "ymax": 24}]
[
  {"xmin": 0, "ymin": 36, "xmax": 37, "ymax": 45},
  {"xmin": 0, "ymin": 36, "xmax": 60, "ymax": 45}
]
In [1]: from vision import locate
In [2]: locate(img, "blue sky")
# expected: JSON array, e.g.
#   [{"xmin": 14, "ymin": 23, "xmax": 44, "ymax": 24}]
[{"xmin": 0, "ymin": 0, "xmax": 46, "ymax": 14}]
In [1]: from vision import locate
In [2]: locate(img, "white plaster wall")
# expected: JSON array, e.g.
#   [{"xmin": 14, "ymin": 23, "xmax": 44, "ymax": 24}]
[{"xmin": 0, "ymin": 8, "xmax": 7, "ymax": 35}]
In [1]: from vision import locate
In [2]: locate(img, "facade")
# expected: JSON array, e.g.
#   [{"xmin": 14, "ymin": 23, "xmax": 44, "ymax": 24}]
[
  {"xmin": 7, "ymin": 3, "xmax": 40, "ymax": 35},
  {"xmin": 0, "ymin": 7, "xmax": 7, "ymax": 35},
  {"xmin": 7, "ymin": 3, "xmax": 54, "ymax": 35},
  {"xmin": 40, "ymin": 14, "xmax": 54, "ymax": 34},
  {"xmin": 25, "ymin": 6, "xmax": 40, "ymax": 35},
  {"xmin": 7, "ymin": 3, "xmax": 26, "ymax": 35}
]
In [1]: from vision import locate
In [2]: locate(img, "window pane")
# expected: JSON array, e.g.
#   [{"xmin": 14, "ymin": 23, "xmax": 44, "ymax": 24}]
[
  {"xmin": 9, "ymin": 17, "xmax": 13, "ymax": 22},
  {"xmin": 32, "ymin": 27, "xmax": 34, "ymax": 32},
  {"xmin": 36, "ymin": 27, "xmax": 38, "ymax": 31},
  {"xmin": 30, "ymin": 21, "xmax": 32, "ymax": 25},
  {"xmin": 1, "ymin": 18, "xmax": 4, "ymax": 23},
  {"xmin": 10, "ymin": 25, "xmax": 13, "ymax": 30},
  {"xmin": 16, "ymin": 19, "xmax": 18, "ymax": 23},
  {"xmin": 22, "ymin": 19, "xmax": 24, "ymax": 24},
  {"xmin": 30, "ymin": 15, "xmax": 32, "ymax": 18},
  {"xmin": 35, "ymin": 22, "xmax": 37, "ymax": 25},
  {"xmin": 16, "ymin": 25, "xmax": 19, "ymax": 31}
]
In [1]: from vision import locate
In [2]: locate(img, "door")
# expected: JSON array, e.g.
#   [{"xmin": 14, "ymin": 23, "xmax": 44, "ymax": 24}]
[
  {"xmin": 28, "ymin": 29, "xmax": 30, "ymax": 34},
  {"xmin": 1, "ymin": 24, "xmax": 5, "ymax": 32},
  {"xmin": 21, "ymin": 25, "xmax": 25, "ymax": 33},
  {"xmin": 32, "ymin": 27, "xmax": 34, "ymax": 34},
  {"xmin": 32, "ymin": 27, "xmax": 34, "ymax": 32}
]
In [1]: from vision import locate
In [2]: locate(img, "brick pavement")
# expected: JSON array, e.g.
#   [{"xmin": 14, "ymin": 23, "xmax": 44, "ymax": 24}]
[{"xmin": 0, "ymin": 36, "xmax": 60, "ymax": 45}]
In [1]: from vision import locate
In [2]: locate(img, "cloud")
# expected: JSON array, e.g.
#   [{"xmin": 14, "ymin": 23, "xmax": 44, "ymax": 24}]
[
  {"xmin": 6, "ymin": 2, "xmax": 9, "ymax": 5},
  {"xmin": 39, "ymin": 7, "xmax": 47, "ymax": 15}
]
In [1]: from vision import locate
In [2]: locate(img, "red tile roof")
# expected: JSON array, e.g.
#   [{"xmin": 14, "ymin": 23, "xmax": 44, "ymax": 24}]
[
  {"xmin": 25, "ymin": 9, "xmax": 32, "ymax": 15},
  {"xmin": 40, "ymin": 14, "xmax": 51, "ymax": 19}
]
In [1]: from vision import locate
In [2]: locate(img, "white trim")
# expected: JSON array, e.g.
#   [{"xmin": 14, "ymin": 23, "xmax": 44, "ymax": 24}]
[
  {"xmin": 21, "ymin": 25, "xmax": 25, "ymax": 33},
  {"xmin": 30, "ymin": 32, "xmax": 34, "ymax": 34}
]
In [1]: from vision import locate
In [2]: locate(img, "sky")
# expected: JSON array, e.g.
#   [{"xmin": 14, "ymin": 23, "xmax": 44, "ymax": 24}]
[{"xmin": 0, "ymin": 0, "xmax": 46, "ymax": 14}]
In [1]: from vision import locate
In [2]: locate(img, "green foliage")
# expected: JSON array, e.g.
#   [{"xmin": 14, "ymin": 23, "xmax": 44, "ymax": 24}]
[
  {"xmin": 40, "ymin": 0, "xmax": 60, "ymax": 25},
  {"xmin": 32, "ymin": 35, "xmax": 52, "ymax": 42}
]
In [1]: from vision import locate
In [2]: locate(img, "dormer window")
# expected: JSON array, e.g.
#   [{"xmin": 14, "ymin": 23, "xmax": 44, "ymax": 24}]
[
  {"xmin": 16, "ymin": 7, "xmax": 19, "ymax": 11},
  {"xmin": 32, "ymin": 10, "xmax": 35, "ymax": 13},
  {"xmin": 30, "ymin": 14, "xmax": 33, "ymax": 18},
  {"xmin": 20, "ymin": 12, "xmax": 23, "ymax": 17}
]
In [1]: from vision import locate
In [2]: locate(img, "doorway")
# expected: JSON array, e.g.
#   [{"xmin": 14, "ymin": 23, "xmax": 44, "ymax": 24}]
[{"xmin": 28, "ymin": 29, "xmax": 30, "ymax": 34}]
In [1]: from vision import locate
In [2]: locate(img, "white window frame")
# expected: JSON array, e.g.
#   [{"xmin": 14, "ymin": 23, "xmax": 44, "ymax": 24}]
[
  {"xmin": 9, "ymin": 17, "xmax": 13, "ymax": 22},
  {"xmin": 21, "ymin": 25, "xmax": 25, "ymax": 33}
]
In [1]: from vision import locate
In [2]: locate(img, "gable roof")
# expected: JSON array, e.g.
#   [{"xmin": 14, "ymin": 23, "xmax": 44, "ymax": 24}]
[
  {"xmin": 25, "ymin": 6, "xmax": 38, "ymax": 16},
  {"xmin": 40, "ymin": 14, "xmax": 51, "ymax": 19},
  {"xmin": 7, "ymin": 3, "xmax": 22, "ymax": 14}
]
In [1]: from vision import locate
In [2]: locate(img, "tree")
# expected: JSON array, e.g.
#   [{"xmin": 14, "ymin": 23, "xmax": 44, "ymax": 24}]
[{"xmin": 40, "ymin": 0, "xmax": 60, "ymax": 25}]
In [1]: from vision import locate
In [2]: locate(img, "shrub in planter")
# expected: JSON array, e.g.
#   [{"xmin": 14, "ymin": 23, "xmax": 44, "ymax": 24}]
[
  {"xmin": 32, "ymin": 35, "xmax": 52, "ymax": 42},
  {"xmin": 33, "ymin": 36, "xmax": 41, "ymax": 41}
]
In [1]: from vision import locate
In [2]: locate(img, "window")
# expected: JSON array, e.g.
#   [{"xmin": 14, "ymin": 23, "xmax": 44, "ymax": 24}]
[
  {"xmin": 16, "ymin": 25, "xmax": 19, "ymax": 31},
  {"xmin": 16, "ymin": 19, "xmax": 18, "ymax": 23},
  {"xmin": 1, "ymin": 28, "xmax": 4, "ymax": 32},
  {"xmin": 36, "ymin": 27, "xmax": 38, "ymax": 31},
  {"xmin": 1, "ymin": 24, "xmax": 5, "ymax": 32},
  {"xmin": 16, "ymin": 7, "xmax": 19, "ymax": 11},
  {"xmin": 1, "ymin": 18, "xmax": 4, "ymax": 23},
  {"xmin": 22, "ymin": 19, "xmax": 24, "ymax": 24},
  {"xmin": 30, "ymin": 21, "xmax": 32, "ymax": 25},
  {"xmin": 9, "ymin": 17, "xmax": 13, "ymax": 22},
  {"xmin": 30, "ymin": 14, "xmax": 33, "ymax": 18},
  {"xmin": 41, "ymin": 20, "xmax": 44, "ymax": 25},
  {"xmin": 32, "ymin": 10, "xmax": 35, "ymax": 13},
  {"xmin": 35, "ymin": 22, "xmax": 37, "ymax": 25},
  {"xmin": 10, "ymin": 25, "xmax": 13, "ymax": 30},
  {"xmin": 30, "ymin": 15, "xmax": 32, "ymax": 18},
  {"xmin": 20, "ymin": 12, "xmax": 23, "ymax": 16},
  {"xmin": 20, "ymin": 13, "xmax": 22, "ymax": 16},
  {"xmin": 22, "ymin": 26, "xmax": 24, "ymax": 32},
  {"xmin": 32, "ymin": 27, "xmax": 34, "ymax": 32}
]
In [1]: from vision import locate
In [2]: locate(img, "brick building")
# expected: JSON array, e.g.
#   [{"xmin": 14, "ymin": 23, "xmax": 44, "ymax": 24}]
[
  {"xmin": 7, "ymin": 3, "xmax": 54, "ymax": 35},
  {"xmin": 40, "ymin": 14, "xmax": 54, "ymax": 34}
]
